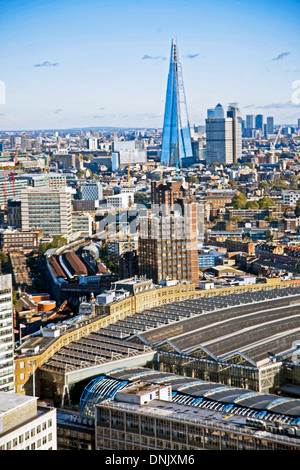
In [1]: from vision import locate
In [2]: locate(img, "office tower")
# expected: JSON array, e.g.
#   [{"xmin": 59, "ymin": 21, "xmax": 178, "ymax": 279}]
[
  {"xmin": 0, "ymin": 274, "xmax": 14, "ymax": 393},
  {"xmin": 213, "ymin": 103, "xmax": 225, "ymax": 119},
  {"xmin": 81, "ymin": 181, "xmax": 103, "ymax": 207},
  {"xmin": 87, "ymin": 137, "xmax": 98, "ymax": 150},
  {"xmin": 138, "ymin": 182, "xmax": 199, "ymax": 285},
  {"xmin": 205, "ymin": 117, "xmax": 234, "ymax": 165},
  {"xmin": 267, "ymin": 117, "xmax": 274, "ymax": 135},
  {"xmin": 0, "ymin": 392, "xmax": 57, "ymax": 450},
  {"xmin": 160, "ymin": 38, "xmax": 194, "ymax": 168},
  {"xmin": 21, "ymin": 186, "xmax": 73, "ymax": 238},
  {"xmin": 255, "ymin": 114, "xmax": 264, "ymax": 133},
  {"xmin": 0, "ymin": 170, "xmax": 28, "ymax": 206},
  {"xmin": 298, "ymin": 118, "xmax": 300, "ymax": 130},
  {"xmin": 246, "ymin": 115, "xmax": 254, "ymax": 129},
  {"xmin": 151, "ymin": 180, "xmax": 188, "ymax": 213},
  {"xmin": 207, "ymin": 104, "xmax": 224, "ymax": 120},
  {"xmin": 112, "ymin": 140, "xmax": 147, "ymax": 170},
  {"xmin": 227, "ymin": 103, "xmax": 242, "ymax": 163}
]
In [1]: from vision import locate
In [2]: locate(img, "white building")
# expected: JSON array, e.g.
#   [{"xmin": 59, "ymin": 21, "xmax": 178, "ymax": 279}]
[
  {"xmin": 72, "ymin": 212, "xmax": 93, "ymax": 237},
  {"xmin": 0, "ymin": 274, "xmax": 14, "ymax": 393},
  {"xmin": 107, "ymin": 192, "xmax": 134, "ymax": 209},
  {"xmin": 282, "ymin": 190, "xmax": 300, "ymax": 206},
  {"xmin": 21, "ymin": 186, "xmax": 73, "ymax": 238},
  {"xmin": 87, "ymin": 137, "xmax": 98, "ymax": 150},
  {"xmin": 0, "ymin": 392, "xmax": 57, "ymax": 450},
  {"xmin": 112, "ymin": 140, "xmax": 147, "ymax": 170}
]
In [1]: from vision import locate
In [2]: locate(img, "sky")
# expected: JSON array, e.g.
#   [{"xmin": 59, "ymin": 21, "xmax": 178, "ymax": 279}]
[{"xmin": 0, "ymin": 0, "xmax": 300, "ymax": 131}]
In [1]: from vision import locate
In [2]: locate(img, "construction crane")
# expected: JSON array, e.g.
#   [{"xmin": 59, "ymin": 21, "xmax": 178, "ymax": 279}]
[{"xmin": 269, "ymin": 126, "xmax": 283, "ymax": 164}]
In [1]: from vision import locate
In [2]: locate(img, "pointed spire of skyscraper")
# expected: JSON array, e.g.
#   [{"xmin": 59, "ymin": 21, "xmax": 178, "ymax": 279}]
[{"xmin": 160, "ymin": 38, "xmax": 194, "ymax": 168}]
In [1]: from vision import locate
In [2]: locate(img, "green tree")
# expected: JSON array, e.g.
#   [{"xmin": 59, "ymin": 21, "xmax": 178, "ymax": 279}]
[
  {"xmin": 76, "ymin": 168, "xmax": 86, "ymax": 178},
  {"xmin": 134, "ymin": 192, "xmax": 151, "ymax": 207},
  {"xmin": 258, "ymin": 196, "xmax": 275, "ymax": 209},
  {"xmin": 189, "ymin": 176, "xmax": 199, "ymax": 184},
  {"xmin": 246, "ymin": 200, "xmax": 260, "ymax": 209},
  {"xmin": 231, "ymin": 193, "xmax": 248, "ymax": 209},
  {"xmin": 295, "ymin": 199, "xmax": 300, "ymax": 217},
  {"xmin": 0, "ymin": 252, "xmax": 8, "ymax": 272},
  {"xmin": 38, "ymin": 236, "xmax": 67, "ymax": 257},
  {"xmin": 272, "ymin": 179, "xmax": 288, "ymax": 190}
]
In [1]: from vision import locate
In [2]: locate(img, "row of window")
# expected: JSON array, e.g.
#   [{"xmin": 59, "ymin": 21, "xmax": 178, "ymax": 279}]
[{"xmin": 0, "ymin": 419, "xmax": 54, "ymax": 450}]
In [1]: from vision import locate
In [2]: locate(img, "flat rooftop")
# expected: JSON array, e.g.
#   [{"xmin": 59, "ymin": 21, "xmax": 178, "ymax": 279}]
[{"xmin": 0, "ymin": 392, "xmax": 36, "ymax": 416}]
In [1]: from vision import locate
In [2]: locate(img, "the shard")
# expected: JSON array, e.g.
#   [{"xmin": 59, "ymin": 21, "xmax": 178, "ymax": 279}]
[{"xmin": 160, "ymin": 38, "xmax": 194, "ymax": 168}]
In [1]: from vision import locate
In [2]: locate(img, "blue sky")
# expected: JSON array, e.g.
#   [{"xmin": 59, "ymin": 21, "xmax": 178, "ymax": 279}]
[{"xmin": 0, "ymin": 0, "xmax": 300, "ymax": 130}]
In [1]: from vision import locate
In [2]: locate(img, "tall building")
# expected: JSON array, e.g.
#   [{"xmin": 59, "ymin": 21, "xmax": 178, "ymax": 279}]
[
  {"xmin": 205, "ymin": 104, "xmax": 242, "ymax": 165},
  {"xmin": 267, "ymin": 116, "xmax": 274, "ymax": 135},
  {"xmin": 0, "ymin": 274, "xmax": 14, "ymax": 393},
  {"xmin": 255, "ymin": 114, "xmax": 264, "ymax": 133},
  {"xmin": 246, "ymin": 115, "xmax": 254, "ymax": 129},
  {"xmin": 227, "ymin": 103, "xmax": 242, "ymax": 163},
  {"xmin": 208, "ymin": 103, "xmax": 224, "ymax": 119},
  {"xmin": 21, "ymin": 186, "xmax": 73, "ymax": 238},
  {"xmin": 205, "ymin": 117, "xmax": 234, "ymax": 165},
  {"xmin": 151, "ymin": 180, "xmax": 188, "ymax": 214},
  {"xmin": 138, "ymin": 182, "xmax": 198, "ymax": 285},
  {"xmin": 0, "ymin": 170, "xmax": 28, "ymax": 206},
  {"xmin": 160, "ymin": 38, "xmax": 194, "ymax": 168}
]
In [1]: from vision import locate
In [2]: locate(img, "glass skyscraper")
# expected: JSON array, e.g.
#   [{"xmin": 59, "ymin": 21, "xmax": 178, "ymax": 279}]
[{"xmin": 160, "ymin": 38, "xmax": 194, "ymax": 168}]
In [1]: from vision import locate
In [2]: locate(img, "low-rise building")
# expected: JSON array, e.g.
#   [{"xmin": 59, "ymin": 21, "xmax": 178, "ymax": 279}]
[
  {"xmin": 0, "ymin": 228, "xmax": 43, "ymax": 253},
  {"xmin": 0, "ymin": 392, "xmax": 57, "ymax": 450}
]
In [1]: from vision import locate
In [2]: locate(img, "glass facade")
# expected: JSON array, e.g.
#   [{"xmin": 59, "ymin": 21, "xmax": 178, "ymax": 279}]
[{"xmin": 160, "ymin": 39, "xmax": 193, "ymax": 168}]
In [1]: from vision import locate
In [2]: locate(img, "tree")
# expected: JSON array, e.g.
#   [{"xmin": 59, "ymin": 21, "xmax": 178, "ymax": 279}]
[
  {"xmin": 76, "ymin": 168, "xmax": 86, "ymax": 178},
  {"xmin": 0, "ymin": 252, "xmax": 8, "ymax": 272},
  {"xmin": 189, "ymin": 176, "xmax": 199, "ymax": 184},
  {"xmin": 38, "ymin": 236, "xmax": 67, "ymax": 257},
  {"xmin": 295, "ymin": 199, "xmax": 300, "ymax": 217},
  {"xmin": 272, "ymin": 179, "xmax": 288, "ymax": 190},
  {"xmin": 246, "ymin": 200, "xmax": 259, "ymax": 209},
  {"xmin": 231, "ymin": 193, "xmax": 248, "ymax": 209},
  {"xmin": 258, "ymin": 196, "xmax": 275, "ymax": 209},
  {"xmin": 134, "ymin": 192, "xmax": 151, "ymax": 207},
  {"xmin": 258, "ymin": 181, "xmax": 269, "ymax": 189},
  {"xmin": 265, "ymin": 229, "xmax": 273, "ymax": 241}
]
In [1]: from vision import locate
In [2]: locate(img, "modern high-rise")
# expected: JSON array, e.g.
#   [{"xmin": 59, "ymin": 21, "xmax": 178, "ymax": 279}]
[
  {"xmin": 208, "ymin": 103, "xmax": 225, "ymax": 119},
  {"xmin": 160, "ymin": 38, "xmax": 194, "ymax": 168},
  {"xmin": 0, "ymin": 274, "xmax": 14, "ymax": 393},
  {"xmin": 246, "ymin": 115, "xmax": 254, "ymax": 129},
  {"xmin": 205, "ymin": 117, "xmax": 234, "ymax": 165},
  {"xmin": 267, "ymin": 116, "xmax": 274, "ymax": 135},
  {"xmin": 21, "ymin": 186, "xmax": 73, "ymax": 238},
  {"xmin": 138, "ymin": 181, "xmax": 199, "ymax": 285},
  {"xmin": 205, "ymin": 104, "xmax": 242, "ymax": 165},
  {"xmin": 227, "ymin": 103, "xmax": 242, "ymax": 163},
  {"xmin": 255, "ymin": 114, "xmax": 264, "ymax": 133}
]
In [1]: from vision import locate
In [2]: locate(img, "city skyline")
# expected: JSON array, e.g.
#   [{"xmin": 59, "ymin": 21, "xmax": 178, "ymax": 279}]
[{"xmin": 0, "ymin": 0, "xmax": 300, "ymax": 130}]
